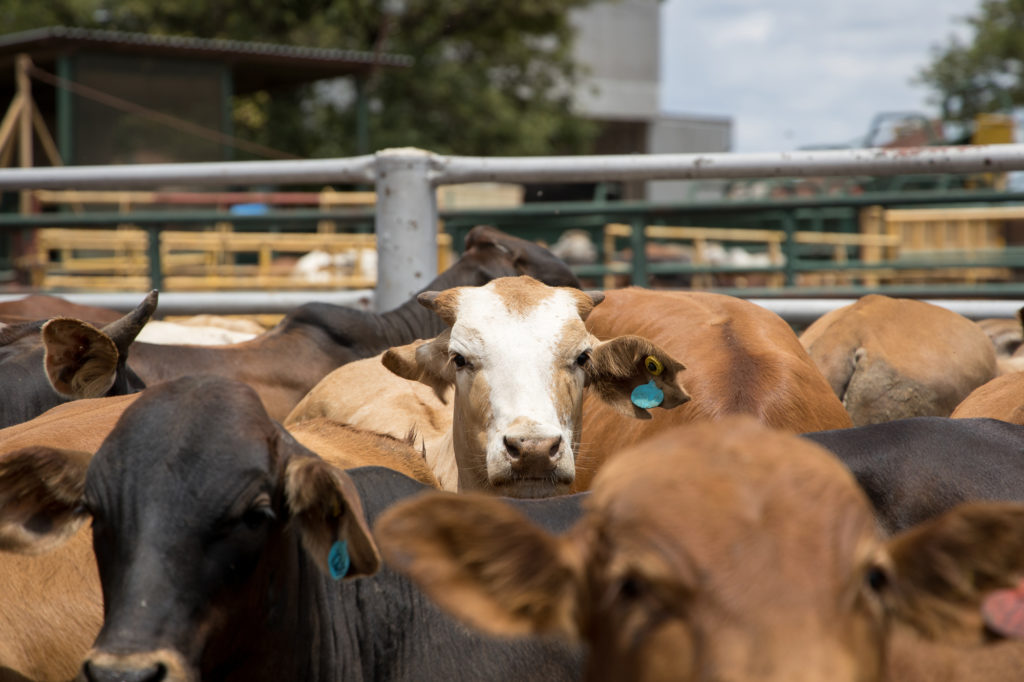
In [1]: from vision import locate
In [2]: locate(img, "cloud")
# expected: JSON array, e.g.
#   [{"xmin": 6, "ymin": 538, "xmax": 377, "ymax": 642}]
[{"xmin": 661, "ymin": 0, "xmax": 977, "ymax": 152}]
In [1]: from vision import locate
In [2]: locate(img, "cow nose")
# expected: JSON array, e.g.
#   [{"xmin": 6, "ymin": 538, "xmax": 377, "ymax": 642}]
[
  {"xmin": 504, "ymin": 434, "xmax": 562, "ymax": 476},
  {"xmin": 82, "ymin": 660, "xmax": 168, "ymax": 682}
]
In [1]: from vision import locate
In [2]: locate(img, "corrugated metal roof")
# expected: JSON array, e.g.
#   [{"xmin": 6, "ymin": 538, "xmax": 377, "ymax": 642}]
[{"xmin": 0, "ymin": 26, "xmax": 414, "ymax": 68}]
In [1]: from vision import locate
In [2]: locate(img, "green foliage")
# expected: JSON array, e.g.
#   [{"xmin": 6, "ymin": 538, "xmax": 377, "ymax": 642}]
[
  {"xmin": 917, "ymin": 0, "xmax": 1024, "ymax": 130},
  {"xmin": 1, "ymin": 0, "xmax": 603, "ymax": 157}
]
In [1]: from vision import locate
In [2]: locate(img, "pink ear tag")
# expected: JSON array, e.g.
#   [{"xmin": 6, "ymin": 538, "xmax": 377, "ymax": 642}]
[{"xmin": 981, "ymin": 582, "xmax": 1024, "ymax": 639}]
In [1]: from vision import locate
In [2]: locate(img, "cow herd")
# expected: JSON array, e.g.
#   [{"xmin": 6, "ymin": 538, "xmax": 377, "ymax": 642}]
[{"xmin": 3, "ymin": 226, "xmax": 1024, "ymax": 681}]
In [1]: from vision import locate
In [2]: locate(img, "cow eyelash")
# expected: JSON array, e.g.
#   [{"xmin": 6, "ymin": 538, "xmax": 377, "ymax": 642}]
[{"xmin": 575, "ymin": 350, "xmax": 592, "ymax": 367}]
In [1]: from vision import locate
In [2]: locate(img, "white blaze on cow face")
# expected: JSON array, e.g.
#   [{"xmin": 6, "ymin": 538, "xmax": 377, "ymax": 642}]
[{"xmin": 442, "ymin": 278, "xmax": 597, "ymax": 498}]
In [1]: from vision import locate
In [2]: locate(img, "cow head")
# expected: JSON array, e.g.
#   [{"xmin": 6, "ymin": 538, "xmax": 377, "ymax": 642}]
[
  {"xmin": 462, "ymin": 225, "xmax": 582, "ymax": 288},
  {"xmin": 376, "ymin": 417, "xmax": 1024, "ymax": 682},
  {"xmin": 0, "ymin": 375, "xmax": 380, "ymax": 682},
  {"xmin": 0, "ymin": 290, "xmax": 157, "ymax": 429},
  {"xmin": 383, "ymin": 276, "xmax": 689, "ymax": 498}
]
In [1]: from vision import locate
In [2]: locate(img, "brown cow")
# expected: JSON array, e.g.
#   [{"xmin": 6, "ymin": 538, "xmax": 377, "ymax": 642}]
[
  {"xmin": 381, "ymin": 276, "xmax": 690, "ymax": 498},
  {"xmin": 800, "ymin": 294, "xmax": 996, "ymax": 426},
  {"xmin": 0, "ymin": 294, "xmax": 123, "ymax": 327},
  {"xmin": 573, "ymin": 288, "xmax": 851, "ymax": 491},
  {"xmin": 951, "ymin": 373, "xmax": 1024, "ymax": 425},
  {"xmin": 376, "ymin": 417, "xmax": 1024, "ymax": 682},
  {"xmin": 0, "ymin": 391, "xmax": 436, "ymax": 681},
  {"xmin": 123, "ymin": 225, "xmax": 581, "ymax": 420}
]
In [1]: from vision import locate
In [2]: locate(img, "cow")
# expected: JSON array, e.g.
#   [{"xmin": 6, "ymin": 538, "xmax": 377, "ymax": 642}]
[
  {"xmin": 381, "ymin": 276, "xmax": 690, "ymax": 498},
  {"xmin": 570, "ymin": 288, "xmax": 852, "ymax": 491},
  {"xmin": 976, "ymin": 309, "xmax": 1024, "ymax": 373},
  {"xmin": 0, "ymin": 291, "xmax": 156, "ymax": 429},
  {"xmin": 286, "ymin": 353, "xmax": 458, "ymax": 490},
  {"xmin": 950, "ymin": 372, "xmax": 1024, "ymax": 425},
  {"xmin": 799, "ymin": 294, "xmax": 997, "ymax": 426},
  {"xmin": 0, "ymin": 375, "xmax": 585, "ymax": 681},
  {"xmin": 122, "ymin": 225, "xmax": 582, "ymax": 420},
  {"xmin": 0, "ymin": 294, "xmax": 123, "ymax": 327},
  {"xmin": 803, "ymin": 416, "xmax": 1024, "ymax": 535},
  {"xmin": 375, "ymin": 416, "xmax": 1024, "ymax": 682}
]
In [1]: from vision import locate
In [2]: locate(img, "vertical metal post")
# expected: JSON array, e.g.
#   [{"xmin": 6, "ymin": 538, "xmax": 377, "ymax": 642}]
[
  {"xmin": 147, "ymin": 225, "xmax": 163, "ymax": 291},
  {"xmin": 780, "ymin": 211, "xmax": 798, "ymax": 286},
  {"xmin": 374, "ymin": 147, "xmax": 438, "ymax": 312},
  {"xmin": 629, "ymin": 216, "xmax": 646, "ymax": 286}
]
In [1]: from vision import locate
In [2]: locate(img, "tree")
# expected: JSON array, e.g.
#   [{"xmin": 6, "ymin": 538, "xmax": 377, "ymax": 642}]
[
  {"xmin": 1, "ymin": 0, "xmax": 603, "ymax": 158},
  {"xmin": 917, "ymin": 0, "xmax": 1024, "ymax": 133}
]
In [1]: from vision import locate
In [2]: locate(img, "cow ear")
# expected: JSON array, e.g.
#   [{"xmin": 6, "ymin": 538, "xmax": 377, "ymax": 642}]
[
  {"xmin": 281, "ymin": 431, "xmax": 380, "ymax": 579},
  {"xmin": 587, "ymin": 335, "xmax": 691, "ymax": 419},
  {"xmin": 0, "ymin": 446, "xmax": 92, "ymax": 554},
  {"xmin": 885, "ymin": 502, "xmax": 1024, "ymax": 643},
  {"xmin": 374, "ymin": 492, "xmax": 581, "ymax": 638},
  {"xmin": 382, "ymin": 330, "xmax": 455, "ymax": 403},
  {"xmin": 42, "ymin": 318, "xmax": 120, "ymax": 399}
]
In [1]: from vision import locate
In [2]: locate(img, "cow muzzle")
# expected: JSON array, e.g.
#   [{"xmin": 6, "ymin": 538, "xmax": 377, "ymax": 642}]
[{"xmin": 80, "ymin": 649, "xmax": 194, "ymax": 682}]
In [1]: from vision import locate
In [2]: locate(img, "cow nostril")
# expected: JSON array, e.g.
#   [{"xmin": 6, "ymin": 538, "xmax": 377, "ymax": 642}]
[
  {"xmin": 503, "ymin": 435, "xmax": 522, "ymax": 459},
  {"xmin": 547, "ymin": 435, "xmax": 562, "ymax": 458},
  {"xmin": 82, "ymin": 661, "xmax": 168, "ymax": 682}
]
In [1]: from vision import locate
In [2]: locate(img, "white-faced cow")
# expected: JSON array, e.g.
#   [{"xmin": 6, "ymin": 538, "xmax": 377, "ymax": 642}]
[
  {"xmin": 376, "ymin": 417, "xmax": 1024, "ymax": 682},
  {"xmin": 381, "ymin": 276, "xmax": 690, "ymax": 497},
  {"xmin": 123, "ymin": 225, "xmax": 582, "ymax": 420},
  {"xmin": 800, "ymin": 294, "xmax": 997, "ymax": 426},
  {"xmin": 0, "ymin": 291, "xmax": 156, "ymax": 429},
  {"xmin": 0, "ymin": 375, "xmax": 585, "ymax": 682}
]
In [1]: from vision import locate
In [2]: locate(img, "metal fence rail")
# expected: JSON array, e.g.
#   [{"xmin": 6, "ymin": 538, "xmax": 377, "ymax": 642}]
[{"xmin": 4, "ymin": 144, "xmax": 1024, "ymax": 309}]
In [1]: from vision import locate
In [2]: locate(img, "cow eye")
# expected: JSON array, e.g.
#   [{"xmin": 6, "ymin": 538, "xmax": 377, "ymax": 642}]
[
  {"xmin": 865, "ymin": 564, "xmax": 889, "ymax": 594},
  {"xmin": 452, "ymin": 353, "xmax": 468, "ymax": 369},
  {"xmin": 618, "ymin": 574, "xmax": 646, "ymax": 601},
  {"xmin": 575, "ymin": 350, "xmax": 591, "ymax": 367},
  {"xmin": 242, "ymin": 505, "xmax": 276, "ymax": 530}
]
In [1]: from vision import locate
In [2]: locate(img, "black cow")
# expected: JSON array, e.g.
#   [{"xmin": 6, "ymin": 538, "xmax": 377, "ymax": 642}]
[
  {"xmin": 804, "ymin": 416, "xmax": 1024, "ymax": 534},
  {"xmin": 0, "ymin": 291, "xmax": 156, "ymax": 429},
  {"xmin": 125, "ymin": 225, "xmax": 582, "ymax": 420},
  {"xmin": 0, "ymin": 375, "xmax": 583, "ymax": 681}
]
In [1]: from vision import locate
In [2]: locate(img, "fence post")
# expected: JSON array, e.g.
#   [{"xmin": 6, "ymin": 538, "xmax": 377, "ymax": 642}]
[{"xmin": 374, "ymin": 148, "xmax": 438, "ymax": 312}]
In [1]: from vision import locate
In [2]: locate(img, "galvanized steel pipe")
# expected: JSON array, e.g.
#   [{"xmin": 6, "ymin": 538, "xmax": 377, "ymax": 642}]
[
  {"xmin": 432, "ymin": 144, "xmax": 1024, "ymax": 184},
  {"xmin": 374, "ymin": 148, "xmax": 439, "ymax": 312},
  {"xmin": 0, "ymin": 156, "xmax": 377, "ymax": 189}
]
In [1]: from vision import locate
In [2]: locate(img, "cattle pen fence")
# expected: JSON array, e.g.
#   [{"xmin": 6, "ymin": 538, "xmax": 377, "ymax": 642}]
[{"xmin": 4, "ymin": 145, "xmax": 1024, "ymax": 323}]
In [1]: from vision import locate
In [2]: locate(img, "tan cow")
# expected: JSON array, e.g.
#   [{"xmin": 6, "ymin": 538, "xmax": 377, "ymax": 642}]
[
  {"xmin": 376, "ymin": 417, "xmax": 1024, "ymax": 682},
  {"xmin": 800, "ymin": 294, "xmax": 996, "ymax": 426},
  {"xmin": 0, "ymin": 395, "xmax": 434, "ymax": 681},
  {"xmin": 573, "ymin": 288, "xmax": 851, "ymax": 491},
  {"xmin": 976, "ymin": 309, "xmax": 1024, "ymax": 374},
  {"xmin": 951, "ymin": 372, "xmax": 1024, "ymax": 425},
  {"xmin": 382, "ymin": 276, "xmax": 690, "ymax": 498},
  {"xmin": 287, "ymin": 353, "xmax": 458, "ymax": 490}
]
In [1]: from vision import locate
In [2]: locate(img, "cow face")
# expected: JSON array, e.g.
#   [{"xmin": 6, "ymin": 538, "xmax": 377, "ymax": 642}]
[
  {"xmin": 0, "ymin": 376, "xmax": 379, "ymax": 682},
  {"xmin": 384, "ymin": 276, "xmax": 688, "ymax": 498},
  {"xmin": 376, "ymin": 417, "xmax": 1024, "ymax": 682}
]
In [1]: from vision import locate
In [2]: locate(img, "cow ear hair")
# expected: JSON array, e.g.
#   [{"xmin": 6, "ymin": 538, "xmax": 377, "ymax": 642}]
[
  {"xmin": 280, "ymin": 429, "xmax": 380, "ymax": 579},
  {"xmin": 374, "ymin": 492, "xmax": 582, "ymax": 638},
  {"xmin": 382, "ymin": 330, "xmax": 454, "ymax": 403},
  {"xmin": 0, "ymin": 446, "xmax": 92, "ymax": 554},
  {"xmin": 885, "ymin": 501, "xmax": 1024, "ymax": 644},
  {"xmin": 42, "ymin": 318, "xmax": 120, "ymax": 399},
  {"xmin": 587, "ymin": 335, "xmax": 690, "ymax": 419}
]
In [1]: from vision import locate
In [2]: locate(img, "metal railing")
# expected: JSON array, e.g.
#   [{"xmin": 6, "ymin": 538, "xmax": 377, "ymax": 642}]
[{"xmin": 5, "ymin": 144, "xmax": 1024, "ymax": 310}]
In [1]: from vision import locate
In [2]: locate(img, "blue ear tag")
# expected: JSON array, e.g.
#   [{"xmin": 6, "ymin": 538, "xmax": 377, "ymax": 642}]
[
  {"xmin": 631, "ymin": 380, "xmax": 664, "ymax": 409},
  {"xmin": 328, "ymin": 540, "xmax": 351, "ymax": 580}
]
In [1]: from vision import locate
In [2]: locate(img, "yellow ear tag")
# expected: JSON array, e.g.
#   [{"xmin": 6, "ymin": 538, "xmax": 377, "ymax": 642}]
[
  {"xmin": 644, "ymin": 355, "xmax": 664, "ymax": 376},
  {"xmin": 329, "ymin": 498, "xmax": 341, "ymax": 518}
]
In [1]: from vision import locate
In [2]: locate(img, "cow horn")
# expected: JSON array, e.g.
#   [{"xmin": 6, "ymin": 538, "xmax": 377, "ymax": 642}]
[{"xmin": 101, "ymin": 290, "xmax": 158, "ymax": 356}]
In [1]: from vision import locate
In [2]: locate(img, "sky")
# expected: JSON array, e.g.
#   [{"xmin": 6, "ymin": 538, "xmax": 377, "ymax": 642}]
[{"xmin": 659, "ymin": 0, "xmax": 977, "ymax": 153}]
